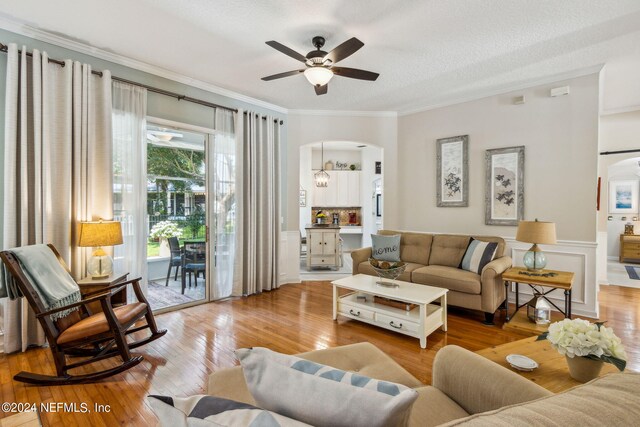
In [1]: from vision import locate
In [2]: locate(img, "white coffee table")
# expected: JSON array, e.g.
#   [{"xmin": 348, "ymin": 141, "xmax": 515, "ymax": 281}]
[{"xmin": 332, "ymin": 274, "xmax": 448, "ymax": 348}]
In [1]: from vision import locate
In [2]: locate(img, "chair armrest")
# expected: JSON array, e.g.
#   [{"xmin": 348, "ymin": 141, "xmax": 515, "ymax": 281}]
[
  {"xmin": 36, "ymin": 287, "xmax": 124, "ymax": 318},
  {"xmin": 350, "ymin": 247, "xmax": 372, "ymax": 275},
  {"xmin": 432, "ymin": 345, "xmax": 551, "ymax": 415}
]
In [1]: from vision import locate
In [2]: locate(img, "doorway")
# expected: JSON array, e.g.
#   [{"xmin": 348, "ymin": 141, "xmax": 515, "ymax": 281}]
[
  {"xmin": 298, "ymin": 141, "xmax": 383, "ymax": 280},
  {"xmin": 605, "ymin": 157, "xmax": 640, "ymax": 289}
]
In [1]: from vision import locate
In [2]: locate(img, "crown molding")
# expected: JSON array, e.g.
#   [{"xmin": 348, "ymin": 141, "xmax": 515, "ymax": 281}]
[
  {"xmin": 398, "ymin": 64, "xmax": 605, "ymax": 117},
  {"xmin": 0, "ymin": 15, "xmax": 288, "ymax": 114},
  {"xmin": 288, "ymin": 109, "xmax": 397, "ymax": 118},
  {"xmin": 600, "ymin": 104, "xmax": 640, "ymax": 116}
]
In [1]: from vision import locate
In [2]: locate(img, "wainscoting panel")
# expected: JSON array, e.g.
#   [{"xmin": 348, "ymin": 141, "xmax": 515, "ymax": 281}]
[
  {"xmin": 280, "ymin": 231, "xmax": 302, "ymax": 285},
  {"xmin": 506, "ymin": 238, "xmax": 598, "ymax": 319}
]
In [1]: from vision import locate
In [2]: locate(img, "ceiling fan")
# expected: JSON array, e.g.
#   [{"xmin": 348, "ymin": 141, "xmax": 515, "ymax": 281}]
[{"xmin": 261, "ymin": 36, "xmax": 379, "ymax": 95}]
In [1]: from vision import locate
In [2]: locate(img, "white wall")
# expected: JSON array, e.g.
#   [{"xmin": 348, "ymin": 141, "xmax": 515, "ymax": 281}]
[
  {"xmin": 601, "ymin": 55, "xmax": 640, "ymax": 115},
  {"xmin": 397, "ymin": 73, "xmax": 600, "ymax": 242},
  {"xmin": 361, "ymin": 146, "xmax": 383, "ymax": 247},
  {"xmin": 606, "ymin": 159, "xmax": 640, "ymax": 257}
]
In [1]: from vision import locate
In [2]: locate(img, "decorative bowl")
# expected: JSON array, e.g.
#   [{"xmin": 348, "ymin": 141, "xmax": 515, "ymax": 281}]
[{"xmin": 369, "ymin": 258, "xmax": 406, "ymax": 286}]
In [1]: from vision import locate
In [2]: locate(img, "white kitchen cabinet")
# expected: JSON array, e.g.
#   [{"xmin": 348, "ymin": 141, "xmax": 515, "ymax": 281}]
[
  {"xmin": 306, "ymin": 226, "xmax": 341, "ymax": 269},
  {"xmin": 311, "ymin": 171, "xmax": 361, "ymax": 207}
]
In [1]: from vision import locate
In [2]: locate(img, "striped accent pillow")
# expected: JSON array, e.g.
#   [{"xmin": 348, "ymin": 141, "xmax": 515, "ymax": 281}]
[
  {"xmin": 236, "ymin": 347, "xmax": 418, "ymax": 427},
  {"xmin": 460, "ymin": 239, "xmax": 498, "ymax": 274},
  {"xmin": 147, "ymin": 395, "xmax": 311, "ymax": 427}
]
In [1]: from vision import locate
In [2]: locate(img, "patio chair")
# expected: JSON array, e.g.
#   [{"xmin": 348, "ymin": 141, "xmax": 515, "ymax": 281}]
[
  {"xmin": 181, "ymin": 241, "xmax": 206, "ymax": 294},
  {"xmin": 165, "ymin": 236, "xmax": 183, "ymax": 286},
  {"xmin": 0, "ymin": 244, "xmax": 166, "ymax": 385}
]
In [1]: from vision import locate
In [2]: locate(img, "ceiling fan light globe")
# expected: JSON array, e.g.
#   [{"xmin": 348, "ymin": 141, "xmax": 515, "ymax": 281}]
[{"xmin": 304, "ymin": 67, "xmax": 333, "ymax": 86}]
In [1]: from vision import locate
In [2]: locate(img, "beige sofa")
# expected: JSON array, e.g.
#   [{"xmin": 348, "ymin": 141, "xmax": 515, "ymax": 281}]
[
  {"xmin": 352, "ymin": 230, "xmax": 512, "ymax": 323},
  {"xmin": 207, "ymin": 342, "xmax": 640, "ymax": 426}
]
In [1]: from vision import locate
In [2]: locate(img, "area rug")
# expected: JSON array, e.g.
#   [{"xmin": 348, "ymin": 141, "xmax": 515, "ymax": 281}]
[
  {"xmin": 147, "ymin": 281, "xmax": 196, "ymax": 310},
  {"xmin": 624, "ymin": 265, "xmax": 640, "ymax": 280}
]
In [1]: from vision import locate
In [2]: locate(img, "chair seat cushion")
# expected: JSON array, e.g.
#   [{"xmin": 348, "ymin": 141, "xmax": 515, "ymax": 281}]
[
  {"xmin": 412, "ymin": 266, "xmax": 481, "ymax": 295},
  {"xmin": 185, "ymin": 263, "xmax": 205, "ymax": 271},
  {"xmin": 57, "ymin": 302, "xmax": 147, "ymax": 344}
]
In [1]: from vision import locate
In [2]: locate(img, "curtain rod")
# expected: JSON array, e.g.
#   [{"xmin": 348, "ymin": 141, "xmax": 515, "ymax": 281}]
[
  {"xmin": 599, "ymin": 149, "xmax": 640, "ymax": 155},
  {"xmin": 0, "ymin": 42, "xmax": 283, "ymax": 125}
]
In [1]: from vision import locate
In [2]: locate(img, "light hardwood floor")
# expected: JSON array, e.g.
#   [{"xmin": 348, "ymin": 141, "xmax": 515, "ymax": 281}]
[{"xmin": 0, "ymin": 282, "xmax": 637, "ymax": 426}]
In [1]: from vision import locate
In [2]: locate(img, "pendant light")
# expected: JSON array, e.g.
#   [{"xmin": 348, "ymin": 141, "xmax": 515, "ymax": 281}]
[{"xmin": 314, "ymin": 142, "xmax": 330, "ymax": 187}]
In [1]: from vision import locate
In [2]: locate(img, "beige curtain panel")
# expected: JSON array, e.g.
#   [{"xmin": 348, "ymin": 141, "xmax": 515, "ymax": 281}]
[
  {"xmin": 2, "ymin": 43, "xmax": 113, "ymax": 353},
  {"xmin": 233, "ymin": 110, "xmax": 281, "ymax": 296}
]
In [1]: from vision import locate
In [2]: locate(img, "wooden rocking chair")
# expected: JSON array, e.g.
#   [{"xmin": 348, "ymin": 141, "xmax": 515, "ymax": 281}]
[{"xmin": 0, "ymin": 244, "xmax": 167, "ymax": 385}]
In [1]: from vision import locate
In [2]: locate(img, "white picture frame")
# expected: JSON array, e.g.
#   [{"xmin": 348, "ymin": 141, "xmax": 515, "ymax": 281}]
[{"xmin": 609, "ymin": 180, "xmax": 639, "ymax": 214}]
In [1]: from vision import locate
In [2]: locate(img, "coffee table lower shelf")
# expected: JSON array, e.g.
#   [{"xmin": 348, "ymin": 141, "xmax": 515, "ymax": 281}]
[{"xmin": 332, "ymin": 275, "xmax": 448, "ymax": 349}]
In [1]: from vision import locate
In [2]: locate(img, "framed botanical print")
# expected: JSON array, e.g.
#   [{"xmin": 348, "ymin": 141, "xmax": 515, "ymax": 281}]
[
  {"xmin": 436, "ymin": 135, "xmax": 469, "ymax": 207},
  {"xmin": 485, "ymin": 146, "xmax": 525, "ymax": 226},
  {"xmin": 609, "ymin": 180, "xmax": 639, "ymax": 214}
]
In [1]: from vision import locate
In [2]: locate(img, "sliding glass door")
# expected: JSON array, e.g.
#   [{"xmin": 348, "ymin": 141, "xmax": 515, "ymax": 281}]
[{"xmin": 144, "ymin": 122, "xmax": 209, "ymax": 310}]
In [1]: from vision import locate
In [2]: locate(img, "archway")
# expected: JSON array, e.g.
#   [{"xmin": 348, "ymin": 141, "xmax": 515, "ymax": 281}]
[{"xmin": 299, "ymin": 140, "xmax": 384, "ymax": 278}]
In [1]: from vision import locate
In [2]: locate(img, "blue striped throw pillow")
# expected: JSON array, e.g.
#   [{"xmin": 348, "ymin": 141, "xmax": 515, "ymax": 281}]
[
  {"xmin": 236, "ymin": 347, "xmax": 418, "ymax": 427},
  {"xmin": 460, "ymin": 239, "xmax": 498, "ymax": 274}
]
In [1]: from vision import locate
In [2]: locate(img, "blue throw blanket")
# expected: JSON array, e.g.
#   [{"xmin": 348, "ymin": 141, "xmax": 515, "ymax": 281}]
[{"xmin": 0, "ymin": 244, "xmax": 81, "ymax": 321}]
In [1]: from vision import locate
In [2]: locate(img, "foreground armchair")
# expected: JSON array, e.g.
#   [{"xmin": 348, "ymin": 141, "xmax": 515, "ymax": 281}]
[{"xmin": 0, "ymin": 243, "xmax": 166, "ymax": 385}]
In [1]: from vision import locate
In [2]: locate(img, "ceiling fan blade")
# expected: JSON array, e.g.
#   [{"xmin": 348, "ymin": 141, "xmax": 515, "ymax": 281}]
[
  {"xmin": 323, "ymin": 37, "xmax": 364, "ymax": 64},
  {"xmin": 265, "ymin": 41, "xmax": 308, "ymax": 63},
  {"xmin": 314, "ymin": 84, "xmax": 328, "ymax": 96},
  {"xmin": 261, "ymin": 69, "xmax": 305, "ymax": 81},
  {"xmin": 332, "ymin": 67, "xmax": 379, "ymax": 81}
]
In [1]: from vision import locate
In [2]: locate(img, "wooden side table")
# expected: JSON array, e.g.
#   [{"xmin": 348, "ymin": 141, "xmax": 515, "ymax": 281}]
[
  {"xmin": 77, "ymin": 272, "xmax": 129, "ymax": 314},
  {"xmin": 476, "ymin": 336, "xmax": 618, "ymax": 393},
  {"xmin": 502, "ymin": 267, "xmax": 574, "ymax": 322}
]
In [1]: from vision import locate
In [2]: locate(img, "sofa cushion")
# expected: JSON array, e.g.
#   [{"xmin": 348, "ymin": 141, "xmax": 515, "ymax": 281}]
[
  {"xmin": 358, "ymin": 261, "xmax": 425, "ymax": 282},
  {"xmin": 441, "ymin": 373, "xmax": 640, "ymax": 426},
  {"xmin": 236, "ymin": 346, "xmax": 419, "ymax": 427},
  {"xmin": 408, "ymin": 386, "xmax": 470, "ymax": 427},
  {"xmin": 412, "ymin": 266, "xmax": 481, "ymax": 295},
  {"xmin": 429, "ymin": 235, "xmax": 471, "ymax": 267},
  {"xmin": 380, "ymin": 230, "xmax": 433, "ymax": 265},
  {"xmin": 460, "ymin": 239, "xmax": 498, "ymax": 274},
  {"xmin": 371, "ymin": 234, "xmax": 401, "ymax": 261},
  {"xmin": 147, "ymin": 394, "xmax": 311, "ymax": 427}
]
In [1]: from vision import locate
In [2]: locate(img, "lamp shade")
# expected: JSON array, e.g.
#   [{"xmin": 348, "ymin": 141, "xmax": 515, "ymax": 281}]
[
  {"xmin": 304, "ymin": 67, "xmax": 333, "ymax": 86},
  {"xmin": 515, "ymin": 220, "xmax": 557, "ymax": 245},
  {"xmin": 78, "ymin": 221, "xmax": 123, "ymax": 247}
]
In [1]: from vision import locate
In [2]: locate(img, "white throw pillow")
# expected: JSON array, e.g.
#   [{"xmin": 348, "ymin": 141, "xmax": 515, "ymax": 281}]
[
  {"xmin": 236, "ymin": 347, "xmax": 419, "ymax": 427},
  {"xmin": 371, "ymin": 234, "xmax": 401, "ymax": 262},
  {"xmin": 147, "ymin": 394, "xmax": 311, "ymax": 427}
]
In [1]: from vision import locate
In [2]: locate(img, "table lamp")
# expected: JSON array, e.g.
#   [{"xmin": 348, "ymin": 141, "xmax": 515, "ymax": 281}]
[
  {"xmin": 78, "ymin": 220, "xmax": 123, "ymax": 279},
  {"xmin": 515, "ymin": 219, "xmax": 557, "ymax": 272}
]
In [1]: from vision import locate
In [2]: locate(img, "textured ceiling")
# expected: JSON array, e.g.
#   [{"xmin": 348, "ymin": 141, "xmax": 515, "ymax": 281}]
[{"xmin": 2, "ymin": 0, "xmax": 640, "ymax": 112}]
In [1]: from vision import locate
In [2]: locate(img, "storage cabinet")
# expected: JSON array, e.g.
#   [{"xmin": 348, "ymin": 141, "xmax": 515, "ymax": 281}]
[
  {"xmin": 306, "ymin": 227, "xmax": 340, "ymax": 270},
  {"xmin": 620, "ymin": 234, "xmax": 640, "ymax": 263},
  {"xmin": 311, "ymin": 171, "xmax": 360, "ymax": 207}
]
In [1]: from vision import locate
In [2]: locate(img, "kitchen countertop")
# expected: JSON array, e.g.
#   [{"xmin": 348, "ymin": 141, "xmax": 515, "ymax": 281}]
[{"xmin": 305, "ymin": 224, "xmax": 341, "ymax": 229}]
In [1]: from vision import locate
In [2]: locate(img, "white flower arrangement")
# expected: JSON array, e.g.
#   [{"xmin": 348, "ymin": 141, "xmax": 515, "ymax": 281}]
[
  {"xmin": 539, "ymin": 318, "xmax": 627, "ymax": 371},
  {"xmin": 149, "ymin": 221, "xmax": 182, "ymax": 240}
]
